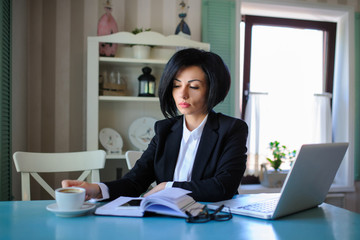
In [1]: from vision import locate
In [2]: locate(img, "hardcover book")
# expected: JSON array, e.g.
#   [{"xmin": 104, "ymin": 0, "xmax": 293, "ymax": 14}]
[{"xmin": 95, "ymin": 187, "xmax": 203, "ymax": 218}]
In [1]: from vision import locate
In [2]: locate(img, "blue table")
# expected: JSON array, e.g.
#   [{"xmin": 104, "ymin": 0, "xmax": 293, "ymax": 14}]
[{"xmin": 1, "ymin": 200, "xmax": 360, "ymax": 240}]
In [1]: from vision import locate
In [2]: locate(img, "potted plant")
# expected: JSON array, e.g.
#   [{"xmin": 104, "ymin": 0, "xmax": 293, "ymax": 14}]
[
  {"xmin": 131, "ymin": 27, "xmax": 152, "ymax": 59},
  {"xmin": 267, "ymin": 141, "xmax": 296, "ymax": 171},
  {"xmin": 260, "ymin": 141, "xmax": 296, "ymax": 188},
  {"xmin": 131, "ymin": 27, "xmax": 151, "ymax": 35}
]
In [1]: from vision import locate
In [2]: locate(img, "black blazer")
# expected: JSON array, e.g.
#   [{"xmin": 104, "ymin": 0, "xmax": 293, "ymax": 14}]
[{"xmin": 105, "ymin": 111, "xmax": 248, "ymax": 202}]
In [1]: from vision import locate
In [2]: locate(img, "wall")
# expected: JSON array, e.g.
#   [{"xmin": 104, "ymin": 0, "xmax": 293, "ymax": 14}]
[
  {"xmin": 97, "ymin": 0, "xmax": 202, "ymax": 41},
  {"xmin": 11, "ymin": 0, "xmax": 359, "ymax": 203},
  {"xmin": 12, "ymin": 0, "xmax": 28, "ymax": 200}
]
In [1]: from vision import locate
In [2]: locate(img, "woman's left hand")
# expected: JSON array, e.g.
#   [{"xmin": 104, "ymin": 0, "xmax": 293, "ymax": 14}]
[{"xmin": 143, "ymin": 182, "xmax": 167, "ymax": 197}]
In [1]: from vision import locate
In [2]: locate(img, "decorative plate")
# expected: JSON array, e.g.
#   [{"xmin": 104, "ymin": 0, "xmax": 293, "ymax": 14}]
[
  {"xmin": 99, "ymin": 128, "xmax": 123, "ymax": 154},
  {"xmin": 128, "ymin": 117, "xmax": 157, "ymax": 151}
]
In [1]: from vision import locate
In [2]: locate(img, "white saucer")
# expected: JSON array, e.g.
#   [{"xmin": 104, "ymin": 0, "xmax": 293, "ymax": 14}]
[{"xmin": 46, "ymin": 202, "xmax": 96, "ymax": 217}]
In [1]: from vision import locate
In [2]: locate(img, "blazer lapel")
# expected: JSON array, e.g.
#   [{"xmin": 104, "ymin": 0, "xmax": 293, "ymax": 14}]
[
  {"xmin": 162, "ymin": 118, "xmax": 182, "ymax": 180},
  {"xmin": 192, "ymin": 112, "xmax": 219, "ymax": 179}
]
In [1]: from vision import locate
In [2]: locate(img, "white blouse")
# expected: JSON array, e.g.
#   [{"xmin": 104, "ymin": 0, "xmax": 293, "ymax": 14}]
[{"xmin": 166, "ymin": 114, "xmax": 208, "ymax": 187}]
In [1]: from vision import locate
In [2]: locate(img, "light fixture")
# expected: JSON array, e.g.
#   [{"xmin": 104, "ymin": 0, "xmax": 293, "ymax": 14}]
[{"xmin": 138, "ymin": 66, "xmax": 155, "ymax": 97}]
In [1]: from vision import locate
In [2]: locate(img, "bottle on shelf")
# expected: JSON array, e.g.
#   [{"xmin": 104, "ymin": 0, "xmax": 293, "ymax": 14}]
[{"xmin": 100, "ymin": 69, "xmax": 127, "ymax": 96}]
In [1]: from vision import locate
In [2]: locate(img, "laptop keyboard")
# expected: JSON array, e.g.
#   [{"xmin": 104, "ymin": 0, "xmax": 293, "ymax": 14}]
[{"xmin": 237, "ymin": 198, "xmax": 279, "ymax": 213}]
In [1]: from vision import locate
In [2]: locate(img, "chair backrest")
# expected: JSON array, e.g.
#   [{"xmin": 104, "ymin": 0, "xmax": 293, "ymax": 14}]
[
  {"xmin": 125, "ymin": 150, "xmax": 156, "ymax": 188},
  {"xmin": 125, "ymin": 151, "xmax": 143, "ymax": 170},
  {"xmin": 13, "ymin": 150, "xmax": 106, "ymax": 201}
]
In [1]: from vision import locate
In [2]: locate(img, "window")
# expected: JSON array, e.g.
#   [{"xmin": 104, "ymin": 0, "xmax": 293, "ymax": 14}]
[
  {"xmin": 238, "ymin": 0, "xmax": 355, "ymax": 192},
  {"xmin": 241, "ymin": 15, "xmax": 336, "ymax": 176}
]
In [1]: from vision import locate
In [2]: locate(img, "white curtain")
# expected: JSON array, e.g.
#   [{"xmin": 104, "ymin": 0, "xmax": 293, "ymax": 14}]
[
  {"xmin": 244, "ymin": 92, "xmax": 333, "ymax": 176},
  {"xmin": 244, "ymin": 92, "xmax": 268, "ymax": 176},
  {"xmin": 312, "ymin": 93, "xmax": 332, "ymax": 143}
]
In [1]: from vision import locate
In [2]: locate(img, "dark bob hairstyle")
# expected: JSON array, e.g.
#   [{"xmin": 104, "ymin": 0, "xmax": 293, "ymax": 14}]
[{"xmin": 158, "ymin": 48, "xmax": 231, "ymax": 118}]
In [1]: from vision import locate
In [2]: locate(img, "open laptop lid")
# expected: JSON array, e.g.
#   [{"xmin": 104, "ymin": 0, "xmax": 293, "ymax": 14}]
[{"xmin": 271, "ymin": 142, "xmax": 349, "ymax": 219}]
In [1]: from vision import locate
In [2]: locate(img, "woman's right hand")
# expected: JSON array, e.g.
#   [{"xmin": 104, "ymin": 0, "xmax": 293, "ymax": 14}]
[{"xmin": 61, "ymin": 180, "xmax": 102, "ymax": 201}]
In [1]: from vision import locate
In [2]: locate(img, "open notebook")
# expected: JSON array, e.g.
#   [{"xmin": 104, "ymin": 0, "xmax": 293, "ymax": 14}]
[{"xmin": 208, "ymin": 142, "xmax": 349, "ymax": 219}]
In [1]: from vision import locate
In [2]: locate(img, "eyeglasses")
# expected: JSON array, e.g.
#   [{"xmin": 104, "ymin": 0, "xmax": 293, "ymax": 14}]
[{"xmin": 185, "ymin": 204, "xmax": 232, "ymax": 223}]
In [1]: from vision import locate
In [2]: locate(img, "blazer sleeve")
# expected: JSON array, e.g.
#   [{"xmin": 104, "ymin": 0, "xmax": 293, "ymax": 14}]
[
  {"xmin": 103, "ymin": 118, "xmax": 177, "ymax": 200},
  {"xmin": 103, "ymin": 126, "xmax": 161, "ymax": 200}
]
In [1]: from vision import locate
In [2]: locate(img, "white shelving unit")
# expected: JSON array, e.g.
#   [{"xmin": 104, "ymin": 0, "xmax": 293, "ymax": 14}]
[{"xmin": 86, "ymin": 31, "xmax": 210, "ymax": 159}]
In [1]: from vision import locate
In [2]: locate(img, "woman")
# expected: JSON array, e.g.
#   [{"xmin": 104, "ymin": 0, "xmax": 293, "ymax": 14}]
[{"xmin": 63, "ymin": 48, "xmax": 248, "ymax": 202}]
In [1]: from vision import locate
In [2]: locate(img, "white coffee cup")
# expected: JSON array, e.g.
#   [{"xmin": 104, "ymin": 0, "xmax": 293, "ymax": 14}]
[{"xmin": 55, "ymin": 187, "xmax": 86, "ymax": 211}]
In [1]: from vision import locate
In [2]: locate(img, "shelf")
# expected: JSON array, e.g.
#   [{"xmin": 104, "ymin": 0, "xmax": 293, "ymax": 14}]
[
  {"xmin": 238, "ymin": 184, "xmax": 281, "ymax": 194},
  {"xmin": 100, "ymin": 57, "xmax": 168, "ymax": 65},
  {"xmin": 106, "ymin": 154, "xmax": 125, "ymax": 159},
  {"xmin": 99, "ymin": 96, "xmax": 159, "ymax": 102}
]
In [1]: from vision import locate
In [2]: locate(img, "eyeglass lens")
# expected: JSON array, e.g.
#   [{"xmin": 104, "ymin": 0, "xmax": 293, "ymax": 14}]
[{"xmin": 186, "ymin": 205, "xmax": 232, "ymax": 223}]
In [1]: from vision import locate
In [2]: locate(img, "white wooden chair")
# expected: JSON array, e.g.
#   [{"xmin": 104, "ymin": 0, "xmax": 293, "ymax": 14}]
[
  {"xmin": 13, "ymin": 150, "xmax": 106, "ymax": 201},
  {"xmin": 125, "ymin": 150, "xmax": 156, "ymax": 188},
  {"xmin": 125, "ymin": 150, "xmax": 143, "ymax": 170}
]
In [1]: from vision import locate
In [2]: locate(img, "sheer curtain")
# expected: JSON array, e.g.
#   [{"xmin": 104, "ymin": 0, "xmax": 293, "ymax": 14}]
[
  {"xmin": 244, "ymin": 92, "xmax": 333, "ymax": 176},
  {"xmin": 244, "ymin": 92, "xmax": 268, "ymax": 176},
  {"xmin": 312, "ymin": 93, "xmax": 333, "ymax": 143}
]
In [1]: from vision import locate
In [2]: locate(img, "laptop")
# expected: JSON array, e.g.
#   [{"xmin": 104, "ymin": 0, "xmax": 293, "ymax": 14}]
[{"xmin": 208, "ymin": 142, "xmax": 349, "ymax": 219}]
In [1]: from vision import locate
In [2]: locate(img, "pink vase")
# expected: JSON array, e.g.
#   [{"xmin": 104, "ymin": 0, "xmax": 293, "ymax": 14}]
[{"xmin": 97, "ymin": 1, "xmax": 118, "ymax": 57}]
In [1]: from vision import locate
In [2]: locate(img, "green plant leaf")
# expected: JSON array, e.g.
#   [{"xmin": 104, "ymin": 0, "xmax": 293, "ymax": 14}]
[{"xmin": 267, "ymin": 140, "xmax": 297, "ymax": 171}]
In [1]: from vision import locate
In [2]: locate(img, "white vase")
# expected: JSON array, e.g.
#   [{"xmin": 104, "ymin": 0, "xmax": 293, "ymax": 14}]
[
  {"xmin": 259, "ymin": 163, "xmax": 288, "ymax": 188},
  {"xmin": 132, "ymin": 45, "xmax": 151, "ymax": 59}
]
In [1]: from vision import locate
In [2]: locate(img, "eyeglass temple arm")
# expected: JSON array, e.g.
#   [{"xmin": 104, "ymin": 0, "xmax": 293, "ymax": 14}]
[{"xmin": 213, "ymin": 204, "xmax": 225, "ymax": 214}]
